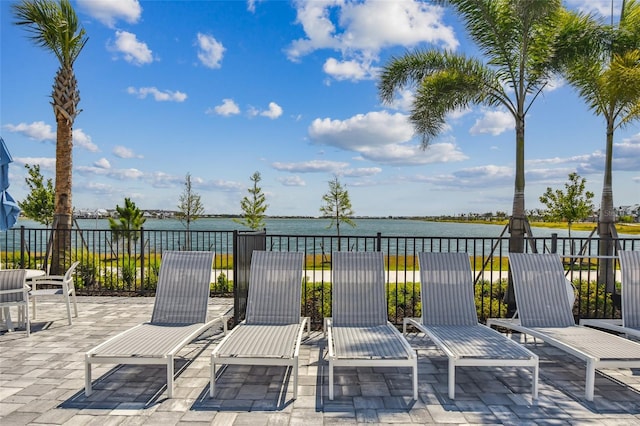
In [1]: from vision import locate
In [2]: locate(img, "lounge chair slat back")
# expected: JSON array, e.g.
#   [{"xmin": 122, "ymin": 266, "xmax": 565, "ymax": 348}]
[
  {"xmin": 151, "ymin": 251, "xmax": 214, "ymax": 324},
  {"xmin": 331, "ymin": 251, "xmax": 387, "ymax": 327},
  {"xmin": 508, "ymin": 253, "xmax": 575, "ymax": 328},
  {"xmin": 245, "ymin": 251, "xmax": 304, "ymax": 325},
  {"xmin": 619, "ymin": 250, "xmax": 640, "ymax": 329},
  {"xmin": 418, "ymin": 252, "xmax": 477, "ymax": 326},
  {"xmin": 0, "ymin": 269, "xmax": 26, "ymax": 303}
]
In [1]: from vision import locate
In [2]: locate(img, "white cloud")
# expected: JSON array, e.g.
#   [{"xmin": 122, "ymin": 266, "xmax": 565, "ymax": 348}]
[
  {"xmin": 278, "ymin": 176, "xmax": 306, "ymax": 186},
  {"xmin": 272, "ymin": 160, "xmax": 349, "ymax": 173},
  {"xmin": 113, "ymin": 146, "xmax": 143, "ymax": 159},
  {"xmin": 94, "ymin": 158, "xmax": 111, "ymax": 169},
  {"xmin": 4, "ymin": 121, "xmax": 55, "ymax": 141},
  {"xmin": 127, "ymin": 87, "xmax": 187, "ymax": 102},
  {"xmin": 525, "ymin": 133, "xmax": 640, "ymax": 176},
  {"xmin": 209, "ymin": 99, "xmax": 240, "ymax": 116},
  {"xmin": 565, "ymin": 0, "xmax": 620, "ymax": 17},
  {"xmin": 421, "ymin": 165, "xmax": 514, "ymax": 190},
  {"xmin": 77, "ymin": 0, "xmax": 142, "ymax": 28},
  {"xmin": 13, "ymin": 157, "xmax": 56, "ymax": 171},
  {"xmin": 261, "ymin": 102, "xmax": 283, "ymax": 119},
  {"xmin": 309, "ymin": 111, "xmax": 414, "ymax": 149},
  {"xmin": 323, "ymin": 57, "xmax": 373, "ymax": 81},
  {"xmin": 196, "ymin": 33, "xmax": 225, "ymax": 69},
  {"xmin": 3, "ymin": 123, "xmax": 97, "ymax": 152},
  {"xmin": 308, "ymin": 110, "xmax": 469, "ymax": 165},
  {"xmin": 286, "ymin": 0, "xmax": 457, "ymax": 81},
  {"xmin": 76, "ymin": 165, "xmax": 145, "ymax": 180},
  {"xmin": 247, "ymin": 0, "xmax": 264, "ymax": 13},
  {"xmin": 386, "ymin": 89, "xmax": 415, "ymax": 112},
  {"xmin": 73, "ymin": 129, "xmax": 99, "ymax": 152},
  {"xmin": 341, "ymin": 167, "xmax": 382, "ymax": 177},
  {"xmin": 469, "ymin": 109, "xmax": 514, "ymax": 136},
  {"xmin": 110, "ymin": 31, "xmax": 153, "ymax": 66}
]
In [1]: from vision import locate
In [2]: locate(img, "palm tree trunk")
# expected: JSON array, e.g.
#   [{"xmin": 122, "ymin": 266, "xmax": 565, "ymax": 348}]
[
  {"xmin": 598, "ymin": 122, "xmax": 616, "ymax": 292},
  {"xmin": 51, "ymin": 119, "xmax": 73, "ymax": 274},
  {"xmin": 506, "ymin": 117, "xmax": 527, "ymax": 316}
]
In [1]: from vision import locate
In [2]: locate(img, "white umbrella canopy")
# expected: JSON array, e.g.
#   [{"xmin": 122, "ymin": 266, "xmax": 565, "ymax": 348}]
[{"xmin": 0, "ymin": 137, "xmax": 21, "ymax": 231}]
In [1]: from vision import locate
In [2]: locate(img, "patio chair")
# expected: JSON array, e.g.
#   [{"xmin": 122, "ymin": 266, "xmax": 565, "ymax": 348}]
[
  {"xmin": 29, "ymin": 261, "xmax": 80, "ymax": 326},
  {"xmin": 210, "ymin": 250, "xmax": 309, "ymax": 399},
  {"xmin": 580, "ymin": 250, "xmax": 640, "ymax": 339},
  {"xmin": 326, "ymin": 251, "xmax": 418, "ymax": 401},
  {"xmin": 486, "ymin": 252, "xmax": 640, "ymax": 401},
  {"xmin": 0, "ymin": 269, "xmax": 29, "ymax": 336},
  {"xmin": 85, "ymin": 251, "xmax": 229, "ymax": 398},
  {"xmin": 403, "ymin": 252, "xmax": 538, "ymax": 399}
]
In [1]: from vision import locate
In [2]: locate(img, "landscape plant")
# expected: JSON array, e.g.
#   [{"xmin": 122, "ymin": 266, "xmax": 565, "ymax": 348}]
[
  {"xmin": 539, "ymin": 172, "xmax": 594, "ymax": 239},
  {"xmin": 108, "ymin": 197, "xmax": 146, "ymax": 259},
  {"xmin": 18, "ymin": 164, "xmax": 55, "ymax": 226},
  {"xmin": 320, "ymin": 176, "xmax": 355, "ymax": 250},
  {"xmin": 176, "ymin": 173, "xmax": 205, "ymax": 249},
  {"xmin": 13, "ymin": 0, "xmax": 88, "ymax": 274},
  {"xmin": 234, "ymin": 171, "xmax": 268, "ymax": 231}
]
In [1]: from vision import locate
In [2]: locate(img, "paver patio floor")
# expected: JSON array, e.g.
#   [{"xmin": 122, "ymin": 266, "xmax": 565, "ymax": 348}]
[{"xmin": 1, "ymin": 296, "xmax": 639, "ymax": 425}]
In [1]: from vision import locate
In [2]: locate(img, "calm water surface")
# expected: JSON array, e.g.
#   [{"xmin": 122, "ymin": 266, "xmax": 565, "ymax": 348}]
[{"xmin": 14, "ymin": 217, "xmax": 630, "ymax": 238}]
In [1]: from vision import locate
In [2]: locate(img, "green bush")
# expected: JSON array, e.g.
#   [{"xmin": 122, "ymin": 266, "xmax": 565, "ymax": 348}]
[{"xmin": 213, "ymin": 272, "xmax": 232, "ymax": 293}]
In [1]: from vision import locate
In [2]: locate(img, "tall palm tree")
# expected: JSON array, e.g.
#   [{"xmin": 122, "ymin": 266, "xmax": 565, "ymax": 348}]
[
  {"xmin": 13, "ymin": 0, "xmax": 88, "ymax": 274},
  {"xmin": 555, "ymin": 0, "xmax": 640, "ymax": 291},
  {"xmin": 378, "ymin": 0, "xmax": 567, "ymax": 313}
]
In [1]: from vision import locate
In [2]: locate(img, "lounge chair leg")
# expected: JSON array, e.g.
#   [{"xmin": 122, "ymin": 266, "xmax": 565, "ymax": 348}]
[
  {"xmin": 329, "ymin": 360, "xmax": 334, "ymax": 400},
  {"xmin": 413, "ymin": 360, "xmax": 418, "ymax": 400},
  {"xmin": 167, "ymin": 358, "xmax": 174, "ymax": 398},
  {"xmin": 293, "ymin": 360, "xmax": 298, "ymax": 399},
  {"xmin": 72, "ymin": 291, "xmax": 78, "ymax": 317},
  {"xmin": 210, "ymin": 360, "xmax": 216, "ymax": 398},
  {"xmin": 532, "ymin": 364, "xmax": 539, "ymax": 399},
  {"xmin": 85, "ymin": 357, "xmax": 92, "ymax": 397},
  {"xmin": 65, "ymin": 292, "xmax": 72, "ymax": 325},
  {"xmin": 585, "ymin": 361, "xmax": 595, "ymax": 401},
  {"xmin": 448, "ymin": 359, "xmax": 455, "ymax": 399}
]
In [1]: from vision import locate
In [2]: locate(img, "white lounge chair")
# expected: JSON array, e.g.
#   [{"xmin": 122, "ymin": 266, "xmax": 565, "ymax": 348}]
[
  {"xmin": 487, "ymin": 252, "xmax": 640, "ymax": 401},
  {"xmin": 210, "ymin": 250, "xmax": 309, "ymax": 399},
  {"xmin": 326, "ymin": 251, "xmax": 418, "ymax": 401},
  {"xmin": 0, "ymin": 269, "xmax": 29, "ymax": 336},
  {"xmin": 85, "ymin": 251, "xmax": 228, "ymax": 398},
  {"xmin": 580, "ymin": 250, "xmax": 640, "ymax": 339},
  {"xmin": 403, "ymin": 252, "xmax": 538, "ymax": 399},
  {"xmin": 29, "ymin": 261, "xmax": 79, "ymax": 326}
]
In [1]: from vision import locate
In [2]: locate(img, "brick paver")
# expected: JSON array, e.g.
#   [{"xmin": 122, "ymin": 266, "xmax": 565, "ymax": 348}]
[{"xmin": 1, "ymin": 296, "xmax": 639, "ymax": 425}]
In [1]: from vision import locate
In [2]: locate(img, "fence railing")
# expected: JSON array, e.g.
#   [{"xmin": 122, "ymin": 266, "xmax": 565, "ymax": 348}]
[{"xmin": 1, "ymin": 226, "xmax": 638, "ymax": 328}]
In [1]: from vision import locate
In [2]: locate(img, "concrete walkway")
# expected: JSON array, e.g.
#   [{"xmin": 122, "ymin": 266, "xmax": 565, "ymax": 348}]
[{"xmin": 1, "ymin": 297, "xmax": 639, "ymax": 425}]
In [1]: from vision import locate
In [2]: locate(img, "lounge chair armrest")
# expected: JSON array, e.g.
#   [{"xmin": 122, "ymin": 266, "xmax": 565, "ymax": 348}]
[
  {"xmin": 323, "ymin": 317, "xmax": 332, "ymax": 337},
  {"xmin": 0, "ymin": 287, "xmax": 29, "ymax": 296},
  {"xmin": 402, "ymin": 317, "xmax": 422, "ymax": 335}
]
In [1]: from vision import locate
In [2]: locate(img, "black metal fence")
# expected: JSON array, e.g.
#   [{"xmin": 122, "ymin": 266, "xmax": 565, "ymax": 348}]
[{"xmin": 1, "ymin": 226, "xmax": 638, "ymax": 328}]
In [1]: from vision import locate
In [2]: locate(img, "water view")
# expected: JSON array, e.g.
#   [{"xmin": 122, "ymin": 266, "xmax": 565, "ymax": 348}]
[{"xmin": 12, "ymin": 216, "xmax": 634, "ymax": 238}]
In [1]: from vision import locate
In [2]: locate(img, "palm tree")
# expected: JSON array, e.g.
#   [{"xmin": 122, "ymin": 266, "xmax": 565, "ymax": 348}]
[
  {"xmin": 109, "ymin": 198, "xmax": 146, "ymax": 260},
  {"xmin": 378, "ymin": 0, "xmax": 568, "ymax": 313},
  {"xmin": 554, "ymin": 0, "xmax": 640, "ymax": 291},
  {"xmin": 13, "ymin": 0, "xmax": 88, "ymax": 274}
]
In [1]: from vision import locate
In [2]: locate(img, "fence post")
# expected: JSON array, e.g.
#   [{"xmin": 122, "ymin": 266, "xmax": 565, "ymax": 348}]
[
  {"xmin": 139, "ymin": 227, "xmax": 145, "ymax": 293},
  {"xmin": 19, "ymin": 226, "xmax": 25, "ymax": 268},
  {"xmin": 376, "ymin": 232, "xmax": 382, "ymax": 252},
  {"xmin": 233, "ymin": 230, "xmax": 266, "ymax": 325},
  {"xmin": 551, "ymin": 233, "xmax": 557, "ymax": 254}
]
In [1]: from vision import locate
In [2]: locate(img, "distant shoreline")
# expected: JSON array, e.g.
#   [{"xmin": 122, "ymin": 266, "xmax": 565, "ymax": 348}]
[{"xmin": 425, "ymin": 218, "xmax": 640, "ymax": 235}]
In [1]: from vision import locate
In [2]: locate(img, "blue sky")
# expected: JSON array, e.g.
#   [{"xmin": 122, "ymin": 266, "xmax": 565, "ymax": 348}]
[{"xmin": 1, "ymin": 0, "xmax": 638, "ymax": 217}]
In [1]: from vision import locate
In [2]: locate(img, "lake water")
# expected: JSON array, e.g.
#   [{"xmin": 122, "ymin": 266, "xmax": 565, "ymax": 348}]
[{"xmin": 13, "ymin": 216, "xmax": 631, "ymax": 238}]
